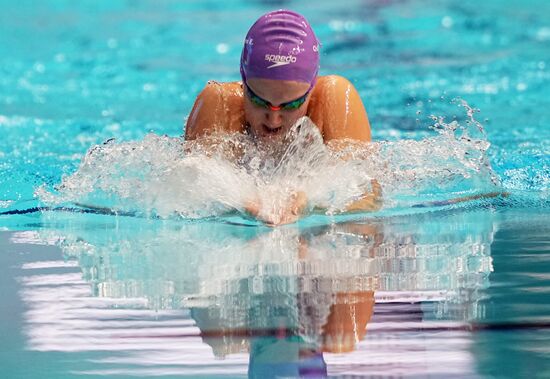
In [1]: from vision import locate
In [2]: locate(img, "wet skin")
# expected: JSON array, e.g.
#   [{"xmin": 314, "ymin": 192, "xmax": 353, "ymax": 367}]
[
  {"xmin": 184, "ymin": 75, "xmax": 373, "ymax": 144},
  {"xmin": 184, "ymin": 75, "xmax": 378, "ymax": 225}
]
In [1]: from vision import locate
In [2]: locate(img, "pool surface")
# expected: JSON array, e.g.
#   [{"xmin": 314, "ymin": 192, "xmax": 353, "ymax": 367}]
[{"xmin": 1, "ymin": 0, "xmax": 549, "ymax": 378}]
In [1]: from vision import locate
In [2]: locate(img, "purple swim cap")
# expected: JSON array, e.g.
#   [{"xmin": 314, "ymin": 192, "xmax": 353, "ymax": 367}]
[{"xmin": 240, "ymin": 10, "xmax": 320, "ymax": 85}]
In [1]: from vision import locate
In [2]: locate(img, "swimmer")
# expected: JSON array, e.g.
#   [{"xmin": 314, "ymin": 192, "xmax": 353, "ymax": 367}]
[{"xmin": 185, "ymin": 10, "xmax": 381, "ymax": 225}]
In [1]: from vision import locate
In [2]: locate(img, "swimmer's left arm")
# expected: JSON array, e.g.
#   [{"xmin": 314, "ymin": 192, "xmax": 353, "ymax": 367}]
[
  {"xmin": 309, "ymin": 75, "xmax": 372, "ymax": 142},
  {"xmin": 306, "ymin": 76, "xmax": 382, "ymax": 213},
  {"xmin": 312, "ymin": 76, "xmax": 382, "ymax": 212},
  {"xmin": 342, "ymin": 179, "xmax": 383, "ymax": 212}
]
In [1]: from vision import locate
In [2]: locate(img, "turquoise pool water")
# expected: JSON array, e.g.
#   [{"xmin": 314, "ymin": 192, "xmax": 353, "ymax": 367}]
[{"xmin": 1, "ymin": 0, "xmax": 549, "ymax": 378}]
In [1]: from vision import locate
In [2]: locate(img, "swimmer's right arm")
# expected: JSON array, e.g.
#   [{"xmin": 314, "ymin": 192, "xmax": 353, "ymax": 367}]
[
  {"xmin": 184, "ymin": 82, "xmax": 225, "ymax": 140},
  {"xmin": 185, "ymin": 81, "xmax": 244, "ymax": 141}
]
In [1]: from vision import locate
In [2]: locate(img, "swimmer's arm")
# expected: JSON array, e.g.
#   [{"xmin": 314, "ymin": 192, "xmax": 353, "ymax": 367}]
[
  {"xmin": 184, "ymin": 82, "xmax": 225, "ymax": 140},
  {"xmin": 310, "ymin": 75, "xmax": 372, "ymax": 142},
  {"xmin": 342, "ymin": 179, "xmax": 383, "ymax": 212},
  {"xmin": 304, "ymin": 179, "xmax": 382, "ymax": 215},
  {"xmin": 308, "ymin": 76, "xmax": 381, "ymax": 212},
  {"xmin": 322, "ymin": 76, "xmax": 380, "ymax": 211}
]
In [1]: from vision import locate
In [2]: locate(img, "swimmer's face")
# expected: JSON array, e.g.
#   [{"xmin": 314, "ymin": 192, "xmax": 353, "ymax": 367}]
[{"xmin": 244, "ymin": 78, "xmax": 312, "ymax": 141}]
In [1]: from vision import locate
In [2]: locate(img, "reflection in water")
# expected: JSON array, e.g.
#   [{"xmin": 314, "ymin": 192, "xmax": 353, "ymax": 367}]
[{"xmin": 18, "ymin": 209, "xmax": 496, "ymax": 377}]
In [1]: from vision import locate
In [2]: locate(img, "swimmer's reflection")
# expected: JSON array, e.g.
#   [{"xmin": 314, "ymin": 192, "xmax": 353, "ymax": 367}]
[
  {"xmin": 192, "ymin": 291, "xmax": 375, "ymax": 378},
  {"xmin": 188, "ymin": 223, "xmax": 380, "ymax": 378},
  {"xmin": 50, "ymin": 220, "xmax": 383, "ymax": 376},
  {"xmin": 46, "ymin": 210, "xmax": 494, "ymax": 376}
]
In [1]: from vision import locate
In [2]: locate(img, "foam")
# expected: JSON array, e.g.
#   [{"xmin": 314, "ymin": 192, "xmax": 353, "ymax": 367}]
[{"xmin": 38, "ymin": 105, "xmax": 500, "ymax": 220}]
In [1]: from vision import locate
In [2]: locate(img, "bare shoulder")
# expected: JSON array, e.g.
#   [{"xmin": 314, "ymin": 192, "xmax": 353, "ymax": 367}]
[
  {"xmin": 313, "ymin": 75, "xmax": 353, "ymax": 91},
  {"xmin": 185, "ymin": 81, "xmax": 245, "ymax": 140},
  {"xmin": 308, "ymin": 75, "xmax": 371, "ymax": 142},
  {"xmin": 203, "ymin": 80, "xmax": 242, "ymax": 95}
]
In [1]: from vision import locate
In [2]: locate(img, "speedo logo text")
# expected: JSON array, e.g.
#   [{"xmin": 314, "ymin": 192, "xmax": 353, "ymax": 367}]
[{"xmin": 265, "ymin": 54, "xmax": 297, "ymax": 69}]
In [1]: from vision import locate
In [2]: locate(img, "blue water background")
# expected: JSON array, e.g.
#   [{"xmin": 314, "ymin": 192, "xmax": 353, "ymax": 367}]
[
  {"xmin": 0, "ymin": 0, "xmax": 549, "ymax": 378},
  {"xmin": 0, "ymin": 0, "xmax": 548, "ymax": 206}
]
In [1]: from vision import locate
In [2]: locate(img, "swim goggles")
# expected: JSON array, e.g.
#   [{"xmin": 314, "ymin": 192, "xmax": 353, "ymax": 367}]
[{"xmin": 244, "ymin": 82, "xmax": 310, "ymax": 111}]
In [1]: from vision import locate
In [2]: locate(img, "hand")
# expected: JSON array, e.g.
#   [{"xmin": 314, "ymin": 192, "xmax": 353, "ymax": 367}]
[
  {"xmin": 245, "ymin": 191, "xmax": 308, "ymax": 226},
  {"xmin": 345, "ymin": 179, "xmax": 383, "ymax": 212}
]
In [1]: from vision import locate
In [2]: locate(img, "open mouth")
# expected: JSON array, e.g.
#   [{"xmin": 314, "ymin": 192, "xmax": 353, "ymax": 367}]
[{"xmin": 263, "ymin": 124, "xmax": 284, "ymax": 135}]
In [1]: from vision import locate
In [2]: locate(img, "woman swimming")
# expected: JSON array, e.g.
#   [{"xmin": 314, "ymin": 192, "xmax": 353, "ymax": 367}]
[{"xmin": 185, "ymin": 10, "xmax": 380, "ymax": 225}]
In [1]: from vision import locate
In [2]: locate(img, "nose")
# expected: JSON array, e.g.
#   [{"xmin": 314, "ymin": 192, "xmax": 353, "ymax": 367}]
[{"xmin": 265, "ymin": 110, "xmax": 283, "ymax": 128}]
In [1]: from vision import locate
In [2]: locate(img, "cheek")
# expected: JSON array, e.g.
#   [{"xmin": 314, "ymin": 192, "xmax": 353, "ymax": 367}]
[
  {"xmin": 284, "ymin": 106, "xmax": 309, "ymax": 126},
  {"xmin": 244, "ymin": 102, "xmax": 264, "ymax": 127},
  {"xmin": 295, "ymin": 105, "xmax": 309, "ymax": 119}
]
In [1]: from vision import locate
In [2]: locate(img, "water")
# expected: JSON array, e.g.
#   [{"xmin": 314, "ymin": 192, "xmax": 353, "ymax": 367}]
[{"xmin": 1, "ymin": 0, "xmax": 549, "ymax": 378}]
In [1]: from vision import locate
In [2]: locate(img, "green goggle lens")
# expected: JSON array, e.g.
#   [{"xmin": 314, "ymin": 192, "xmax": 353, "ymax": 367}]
[{"xmin": 246, "ymin": 84, "xmax": 309, "ymax": 111}]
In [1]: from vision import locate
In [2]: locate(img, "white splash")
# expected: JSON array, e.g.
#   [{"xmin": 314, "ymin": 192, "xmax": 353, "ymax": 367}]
[{"xmin": 38, "ymin": 108, "xmax": 499, "ymax": 220}]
